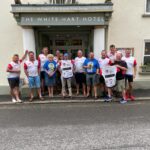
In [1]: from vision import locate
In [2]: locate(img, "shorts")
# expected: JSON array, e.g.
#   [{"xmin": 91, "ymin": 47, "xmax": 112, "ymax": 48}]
[
  {"xmin": 116, "ymin": 79, "xmax": 125, "ymax": 92},
  {"xmin": 86, "ymin": 74, "xmax": 99, "ymax": 86},
  {"xmin": 8, "ymin": 77, "xmax": 20, "ymax": 89},
  {"xmin": 45, "ymin": 74, "xmax": 56, "ymax": 87},
  {"xmin": 125, "ymin": 75, "xmax": 133, "ymax": 83},
  {"xmin": 28, "ymin": 76, "xmax": 41, "ymax": 89},
  {"xmin": 75, "ymin": 73, "xmax": 86, "ymax": 84},
  {"xmin": 40, "ymin": 71, "xmax": 45, "ymax": 80},
  {"xmin": 99, "ymin": 75, "xmax": 105, "ymax": 84}
]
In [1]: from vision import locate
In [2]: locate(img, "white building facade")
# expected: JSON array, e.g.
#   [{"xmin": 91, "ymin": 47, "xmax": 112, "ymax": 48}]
[{"xmin": 0, "ymin": 0, "xmax": 150, "ymax": 94}]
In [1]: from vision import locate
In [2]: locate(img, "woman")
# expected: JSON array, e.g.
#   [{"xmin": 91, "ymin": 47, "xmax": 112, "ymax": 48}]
[
  {"xmin": 43, "ymin": 54, "xmax": 57, "ymax": 98},
  {"xmin": 59, "ymin": 53, "xmax": 74, "ymax": 98}
]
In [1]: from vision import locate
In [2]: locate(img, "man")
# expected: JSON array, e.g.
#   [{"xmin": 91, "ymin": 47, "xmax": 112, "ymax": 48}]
[
  {"xmin": 83, "ymin": 52, "xmax": 100, "ymax": 99},
  {"xmin": 74, "ymin": 50, "xmax": 86, "ymax": 96},
  {"xmin": 122, "ymin": 49, "xmax": 137, "ymax": 101},
  {"xmin": 38, "ymin": 47, "xmax": 49, "ymax": 95},
  {"xmin": 24, "ymin": 51, "xmax": 44, "ymax": 101},
  {"xmin": 54, "ymin": 50, "xmax": 61, "ymax": 63},
  {"xmin": 98, "ymin": 50, "xmax": 112, "ymax": 101},
  {"xmin": 108, "ymin": 44, "xmax": 117, "ymax": 63},
  {"xmin": 7, "ymin": 50, "xmax": 28, "ymax": 103},
  {"xmin": 59, "ymin": 53, "xmax": 74, "ymax": 98},
  {"xmin": 114, "ymin": 52, "xmax": 128, "ymax": 104}
]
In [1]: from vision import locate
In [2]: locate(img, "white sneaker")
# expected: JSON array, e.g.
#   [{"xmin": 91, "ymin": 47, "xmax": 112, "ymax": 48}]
[
  {"xmin": 17, "ymin": 99, "xmax": 22, "ymax": 103},
  {"xmin": 12, "ymin": 98, "xmax": 17, "ymax": 103}
]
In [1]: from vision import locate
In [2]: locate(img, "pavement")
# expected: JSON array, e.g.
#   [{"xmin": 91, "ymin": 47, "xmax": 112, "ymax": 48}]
[
  {"xmin": 0, "ymin": 102, "xmax": 150, "ymax": 149},
  {"xmin": 0, "ymin": 89, "xmax": 149, "ymax": 105}
]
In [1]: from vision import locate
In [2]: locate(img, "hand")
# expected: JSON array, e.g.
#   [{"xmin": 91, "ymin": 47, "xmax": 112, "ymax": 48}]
[
  {"xmin": 48, "ymin": 72, "xmax": 54, "ymax": 77},
  {"xmin": 25, "ymin": 50, "xmax": 28, "ymax": 55},
  {"xmin": 133, "ymin": 74, "xmax": 136, "ymax": 79}
]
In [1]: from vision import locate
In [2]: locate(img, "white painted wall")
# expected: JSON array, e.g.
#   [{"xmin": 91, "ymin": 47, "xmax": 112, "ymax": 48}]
[
  {"xmin": 93, "ymin": 27, "xmax": 105, "ymax": 59},
  {"xmin": 108, "ymin": 0, "xmax": 150, "ymax": 81},
  {"xmin": 23, "ymin": 27, "xmax": 36, "ymax": 53}
]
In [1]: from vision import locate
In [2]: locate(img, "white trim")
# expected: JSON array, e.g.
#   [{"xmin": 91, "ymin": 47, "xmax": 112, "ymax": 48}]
[{"xmin": 143, "ymin": 39, "xmax": 150, "ymax": 64}]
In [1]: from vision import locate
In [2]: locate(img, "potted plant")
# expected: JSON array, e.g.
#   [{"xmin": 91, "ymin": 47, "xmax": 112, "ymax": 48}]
[{"xmin": 140, "ymin": 63, "xmax": 150, "ymax": 73}]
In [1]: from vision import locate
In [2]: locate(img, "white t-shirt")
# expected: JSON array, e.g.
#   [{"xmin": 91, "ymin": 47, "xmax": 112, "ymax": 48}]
[
  {"xmin": 107, "ymin": 52, "xmax": 116, "ymax": 63},
  {"xmin": 24, "ymin": 60, "xmax": 40, "ymax": 77},
  {"xmin": 74, "ymin": 57, "xmax": 86, "ymax": 73},
  {"xmin": 60, "ymin": 60, "xmax": 74, "ymax": 78},
  {"xmin": 7, "ymin": 61, "xmax": 22, "ymax": 78},
  {"xmin": 122, "ymin": 56, "xmax": 137, "ymax": 75},
  {"xmin": 38, "ymin": 54, "xmax": 48, "ymax": 72},
  {"xmin": 98, "ymin": 58, "xmax": 111, "ymax": 69}
]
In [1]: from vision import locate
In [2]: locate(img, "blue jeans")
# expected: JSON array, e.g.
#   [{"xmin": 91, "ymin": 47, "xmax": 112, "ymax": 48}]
[{"xmin": 28, "ymin": 76, "xmax": 41, "ymax": 89}]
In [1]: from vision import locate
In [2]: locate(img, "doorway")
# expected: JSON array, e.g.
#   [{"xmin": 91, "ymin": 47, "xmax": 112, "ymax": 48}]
[{"xmin": 35, "ymin": 26, "xmax": 93, "ymax": 58}]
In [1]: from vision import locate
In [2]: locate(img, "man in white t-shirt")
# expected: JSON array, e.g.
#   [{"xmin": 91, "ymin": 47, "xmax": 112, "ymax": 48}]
[
  {"xmin": 107, "ymin": 44, "xmax": 117, "ymax": 64},
  {"xmin": 7, "ymin": 50, "xmax": 28, "ymax": 103},
  {"xmin": 38, "ymin": 47, "xmax": 49, "ymax": 95},
  {"xmin": 24, "ymin": 51, "xmax": 44, "ymax": 101},
  {"xmin": 74, "ymin": 50, "xmax": 86, "ymax": 96},
  {"xmin": 122, "ymin": 49, "xmax": 137, "ymax": 101},
  {"xmin": 98, "ymin": 50, "xmax": 112, "ymax": 101}
]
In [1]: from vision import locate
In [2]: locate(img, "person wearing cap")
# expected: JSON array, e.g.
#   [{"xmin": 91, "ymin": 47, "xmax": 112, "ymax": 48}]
[
  {"xmin": 59, "ymin": 53, "xmax": 74, "ymax": 98},
  {"xmin": 43, "ymin": 54, "xmax": 57, "ymax": 98},
  {"xmin": 83, "ymin": 52, "xmax": 100, "ymax": 99}
]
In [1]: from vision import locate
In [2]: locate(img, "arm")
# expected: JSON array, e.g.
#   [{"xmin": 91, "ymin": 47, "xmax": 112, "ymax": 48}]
[
  {"xmin": 20, "ymin": 50, "xmax": 28, "ymax": 62},
  {"xmin": 96, "ymin": 61, "xmax": 100, "ymax": 74},
  {"xmin": 116, "ymin": 65, "xmax": 127, "ymax": 71},
  {"xmin": 24, "ymin": 63, "xmax": 29, "ymax": 77},
  {"xmin": 133, "ymin": 59, "xmax": 137, "ymax": 78},
  {"xmin": 6, "ymin": 64, "xmax": 20, "ymax": 73}
]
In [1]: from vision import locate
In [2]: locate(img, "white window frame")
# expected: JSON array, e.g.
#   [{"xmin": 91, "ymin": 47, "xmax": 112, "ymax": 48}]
[
  {"xmin": 145, "ymin": 0, "xmax": 150, "ymax": 14},
  {"xmin": 143, "ymin": 40, "xmax": 150, "ymax": 65}
]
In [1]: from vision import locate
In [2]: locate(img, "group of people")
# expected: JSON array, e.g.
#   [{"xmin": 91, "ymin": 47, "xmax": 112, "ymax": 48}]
[{"xmin": 7, "ymin": 45, "xmax": 137, "ymax": 104}]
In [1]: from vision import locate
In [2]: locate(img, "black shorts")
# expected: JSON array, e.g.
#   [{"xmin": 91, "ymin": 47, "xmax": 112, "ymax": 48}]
[
  {"xmin": 8, "ymin": 78, "xmax": 20, "ymax": 89},
  {"xmin": 125, "ymin": 75, "xmax": 133, "ymax": 83},
  {"xmin": 99, "ymin": 75, "xmax": 105, "ymax": 84},
  {"xmin": 75, "ymin": 73, "xmax": 86, "ymax": 84},
  {"xmin": 40, "ymin": 71, "xmax": 45, "ymax": 80}
]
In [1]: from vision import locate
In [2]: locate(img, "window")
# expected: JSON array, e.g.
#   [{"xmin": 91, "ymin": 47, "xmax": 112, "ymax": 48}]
[
  {"xmin": 49, "ymin": 0, "xmax": 76, "ymax": 4},
  {"xmin": 146, "ymin": 0, "xmax": 150, "ymax": 13},
  {"xmin": 144, "ymin": 41, "xmax": 150, "ymax": 65}
]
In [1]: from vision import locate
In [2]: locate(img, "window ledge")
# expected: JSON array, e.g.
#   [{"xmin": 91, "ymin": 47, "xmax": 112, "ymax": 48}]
[
  {"xmin": 142, "ymin": 13, "xmax": 150, "ymax": 17},
  {"xmin": 139, "ymin": 71, "xmax": 150, "ymax": 75}
]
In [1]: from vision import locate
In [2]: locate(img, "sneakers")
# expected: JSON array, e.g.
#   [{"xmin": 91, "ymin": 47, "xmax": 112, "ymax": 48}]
[
  {"xmin": 104, "ymin": 96, "xmax": 113, "ymax": 102},
  {"xmin": 16, "ymin": 99, "xmax": 22, "ymax": 103},
  {"xmin": 120, "ymin": 98, "xmax": 127, "ymax": 104},
  {"xmin": 12, "ymin": 98, "xmax": 17, "ymax": 103},
  {"xmin": 129, "ymin": 95, "xmax": 135, "ymax": 101}
]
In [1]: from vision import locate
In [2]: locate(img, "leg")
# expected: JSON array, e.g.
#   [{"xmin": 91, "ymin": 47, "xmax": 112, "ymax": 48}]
[
  {"xmin": 50, "ymin": 86, "xmax": 54, "ymax": 97},
  {"xmin": 62, "ymin": 78, "xmax": 67, "ymax": 97},
  {"xmin": 82, "ymin": 83, "xmax": 86, "ymax": 96},
  {"xmin": 93, "ymin": 85, "xmax": 97, "ymax": 98},
  {"xmin": 76, "ymin": 84, "xmax": 79, "ymax": 95},
  {"xmin": 48, "ymin": 87, "xmax": 51, "ymax": 97},
  {"xmin": 67, "ymin": 78, "xmax": 72, "ymax": 97}
]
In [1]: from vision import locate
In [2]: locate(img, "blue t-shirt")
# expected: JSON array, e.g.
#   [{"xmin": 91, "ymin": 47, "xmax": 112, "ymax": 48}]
[
  {"xmin": 43, "ymin": 60, "xmax": 57, "ymax": 77},
  {"xmin": 83, "ymin": 58, "xmax": 100, "ymax": 74}
]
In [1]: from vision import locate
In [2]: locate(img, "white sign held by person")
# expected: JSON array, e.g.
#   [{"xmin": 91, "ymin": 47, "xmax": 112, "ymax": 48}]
[
  {"xmin": 102, "ymin": 66, "xmax": 117, "ymax": 88},
  {"xmin": 61, "ymin": 60, "xmax": 73, "ymax": 79}
]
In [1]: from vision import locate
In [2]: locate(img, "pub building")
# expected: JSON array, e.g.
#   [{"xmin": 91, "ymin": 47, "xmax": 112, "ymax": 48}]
[{"xmin": 0, "ymin": 0, "xmax": 150, "ymax": 95}]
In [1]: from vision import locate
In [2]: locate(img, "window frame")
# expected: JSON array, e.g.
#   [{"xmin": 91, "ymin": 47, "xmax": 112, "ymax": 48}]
[
  {"xmin": 143, "ymin": 40, "xmax": 150, "ymax": 65},
  {"xmin": 145, "ymin": 0, "xmax": 150, "ymax": 14}
]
